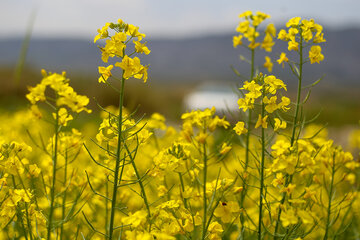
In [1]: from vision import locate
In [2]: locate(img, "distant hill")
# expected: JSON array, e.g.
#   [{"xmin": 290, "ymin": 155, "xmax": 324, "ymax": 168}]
[{"xmin": 1, "ymin": 29, "xmax": 360, "ymax": 87}]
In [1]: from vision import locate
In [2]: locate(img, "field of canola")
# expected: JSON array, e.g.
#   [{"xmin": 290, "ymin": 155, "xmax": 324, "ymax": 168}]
[{"xmin": 1, "ymin": 11, "xmax": 360, "ymax": 240}]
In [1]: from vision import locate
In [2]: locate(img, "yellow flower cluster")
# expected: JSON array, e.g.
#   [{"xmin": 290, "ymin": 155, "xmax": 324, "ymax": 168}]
[
  {"xmin": 233, "ymin": 11, "xmax": 274, "ymax": 51},
  {"xmin": 0, "ymin": 141, "xmax": 46, "ymax": 232},
  {"xmin": 237, "ymin": 75, "xmax": 290, "ymax": 131},
  {"xmin": 277, "ymin": 17, "xmax": 325, "ymax": 64},
  {"xmin": 233, "ymin": 11, "xmax": 277, "ymax": 74},
  {"xmin": 26, "ymin": 70, "xmax": 91, "ymax": 115},
  {"xmin": 95, "ymin": 19, "xmax": 150, "ymax": 83}
]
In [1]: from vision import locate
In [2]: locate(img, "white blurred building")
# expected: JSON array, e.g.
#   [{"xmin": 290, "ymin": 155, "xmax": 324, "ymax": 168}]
[{"xmin": 183, "ymin": 83, "xmax": 239, "ymax": 113}]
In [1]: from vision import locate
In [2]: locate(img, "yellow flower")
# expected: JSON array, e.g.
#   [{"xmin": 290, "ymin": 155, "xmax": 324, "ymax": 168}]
[
  {"xmin": 233, "ymin": 35, "xmax": 243, "ymax": 48},
  {"xmin": 121, "ymin": 210, "xmax": 147, "ymax": 228},
  {"xmin": 26, "ymin": 83, "xmax": 46, "ymax": 104},
  {"xmin": 98, "ymin": 65, "xmax": 113, "ymax": 83},
  {"xmin": 309, "ymin": 45, "xmax": 324, "ymax": 64},
  {"xmin": 28, "ymin": 164, "xmax": 41, "ymax": 177},
  {"xmin": 152, "ymin": 232, "xmax": 176, "ymax": 240},
  {"xmin": 298, "ymin": 210, "xmax": 314, "ymax": 225},
  {"xmin": 94, "ymin": 22, "xmax": 111, "ymax": 43},
  {"xmin": 126, "ymin": 24, "xmax": 146, "ymax": 40},
  {"xmin": 115, "ymin": 55, "xmax": 148, "ymax": 82},
  {"xmin": 278, "ymin": 96, "xmax": 291, "ymax": 111},
  {"xmin": 263, "ymin": 56, "xmax": 273, "ymax": 72},
  {"xmin": 12, "ymin": 189, "xmax": 32, "ymax": 203},
  {"xmin": 242, "ymin": 80, "xmax": 262, "ymax": 99},
  {"xmin": 301, "ymin": 19, "xmax": 315, "ymax": 29},
  {"xmin": 263, "ymin": 96, "xmax": 278, "ymax": 113},
  {"xmin": 280, "ymin": 183, "xmax": 296, "ymax": 195},
  {"xmin": 265, "ymin": 23, "xmax": 276, "ymax": 37},
  {"xmin": 135, "ymin": 64, "xmax": 149, "ymax": 83},
  {"xmin": 220, "ymin": 143, "xmax": 232, "ymax": 155},
  {"xmin": 280, "ymin": 208, "xmax": 298, "ymax": 227},
  {"xmin": 271, "ymin": 172, "xmax": 285, "ymax": 187},
  {"xmin": 253, "ymin": 11, "xmax": 270, "ymax": 26},
  {"xmin": 345, "ymin": 173, "xmax": 356, "ymax": 184},
  {"xmin": 277, "ymin": 52, "xmax": 289, "ymax": 67},
  {"xmin": 30, "ymin": 104, "xmax": 42, "ymax": 119},
  {"xmin": 237, "ymin": 97, "xmax": 254, "ymax": 112},
  {"xmin": 233, "ymin": 121, "xmax": 248, "ymax": 135},
  {"xmin": 209, "ymin": 115, "xmax": 230, "ymax": 131},
  {"xmin": 288, "ymin": 40, "xmax": 298, "ymax": 51},
  {"xmin": 248, "ymin": 41, "xmax": 260, "ymax": 49},
  {"xmin": 302, "ymin": 29, "xmax": 313, "ymax": 42},
  {"xmin": 288, "ymin": 28, "xmax": 299, "ymax": 40},
  {"xmin": 147, "ymin": 113, "xmax": 166, "ymax": 130},
  {"xmin": 195, "ymin": 132, "xmax": 208, "ymax": 144},
  {"xmin": 255, "ymin": 114, "xmax": 268, "ymax": 129},
  {"xmin": 53, "ymin": 108, "xmax": 73, "ymax": 126},
  {"xmin": 133, "ymin": 40, "xmax": 151, "ymax": 55},
  {"xmin": 236, "ymin": 21, "xmax": 250, "ymax": 33},
  {"xmin": 125, "ymin": 231, "xmax": 152, "ymax": 240},
  {"xmin": 277, "ymin": 29, "xmax": 288, "ymax": 41},
  {"xmin": 208, "ymin": 221, "xmax": 223, "ymax": 240},
  {"xmin": 256, "ymin": 11, "xmax": 270, "ymax": 20},
  {"xmin": 261, "ymin": 33, "xmax": 275, "ymax": 52},
  {"xmin": 214, "ymin": 201, "xmax": 240, "ymax": 223},
  {"xmin": 239, "ymin": 11, "xmax": 252, "ymax": 18},
  {"xmin": 313, "ymin": 33, "xmax": 326, "ymax": 43},
  {"xmin": 264, "ymin": 75, "xmax": 287, "ymax": 93},
  {"xmin": 274, "ymin": 118, "xmax": 287, "ymax": 131},
  {"xmin": 286, "ymin": 17, "xmax": 301, "ymax": 28}
]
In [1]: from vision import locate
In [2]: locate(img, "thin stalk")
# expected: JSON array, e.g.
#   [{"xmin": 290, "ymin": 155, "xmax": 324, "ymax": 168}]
[
  {"xmin": 239, "ymin": 47, "xmax": 255, "ymax": 240},
  {"xmin": 105, "ymin": 177, "xmax": 109, "ymax": 237},
  {"xmin": 323, "ymin": 152, "xmax": 336, "ymax": 240},
  {"xmin": 108, "ymin": 76, "xmax": 126, "ymax": 240},
  {"xmin": 25, "ymin": 203, "xmax": 34, "ymax": 240},
  {"xmin": 258, "ymin": 89, "xmax": 266, "ymax": 240},
  {"xmin": 201, "ymin": 141, "xmax": 208, "ymax": 240},
  {"xmin": 60, "ymin": 150, "xmax": 68, "ymax": 240},
  {"xmin": 47, "ymin": 107, "xmax": 60, "ymax": 240},
  {"xmin": 290, "ymin": 33, "xmax": 304, "ymax": 146},
  {"xmin": 131, "ymin": 162, "xmax": 151, "ymax": 218},
  {"xmin": 244, "ymin": 48, "xmax": 255, "ymax": 170},
  {"xmin": 274, "ymin": 30, "xmax": 304, "ymax": 240},
  {"xmin": 124, "ymin": 142, "xmax": 151, "ymax": 226},
  {"xmin": 178, "ymin": 172, "xmax": 188, "ymax": 209},
  {"xmin": 12, "ymin": 176, "xmax": 29, "ymax": 240}
]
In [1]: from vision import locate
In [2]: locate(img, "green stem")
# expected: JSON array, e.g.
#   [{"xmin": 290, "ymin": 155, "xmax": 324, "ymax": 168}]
[
  {"xmin": 290, "ymin": 34, "xmax": 303, "ymax": 146},
  {"xmin": 239, "ymin": 48, "xmax": 255, "ymax": 240},
  {"xmin": 323, "ymin": 152, "xmax": 336, "ymax": 240},
  {"xmin": 201, "ymin": 141, "xmax": 208, "ymax": 240},
  {"xmin": 105, "ymin": 178, "xmax": 109, "ymax": 237},
  {"xmin": 47, "ymin": 107, "xmax": 59, "ymax": 240},
  {"xmin": 25, "ymin": 203, "xmax": 34, "ymax": 240},
  {"xmin": 124, "ymin": 143, "xmax": 151, "ymax": 227},
  {"xmin": 258, "ymin": 89, "xmax": 266, "ymax": 240},
  {"xmin": 274, "ymin": 30, "xmax": 304, "ymax": 240},
  {"xmin": 108, "ymin": 76, "xmax": 125, "ymax": 240},
  {"xmin": 178, "ymin": 172, "xmax": 188, "ymax": 209},
  {"xmin": 60, "ymin": 150, "xmax": 68, "ymax": 240},
  {"xmin": 11, "ymin": 176, "xmax": 29, "ymax": 240}
]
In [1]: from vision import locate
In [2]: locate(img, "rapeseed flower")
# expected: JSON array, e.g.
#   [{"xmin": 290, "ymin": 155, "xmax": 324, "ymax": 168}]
[
  {"xmin": 309, "ymin": 45, "xmax": 324, "ymax": 64},
  {"xmin": 263, "ymin": 56, "xmax": 273, "ymax": 72}
]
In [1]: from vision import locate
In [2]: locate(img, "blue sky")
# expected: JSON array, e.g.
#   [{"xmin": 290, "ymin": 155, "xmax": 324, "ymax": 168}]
[{"xmin": 1, "ymin": 0, "xmax": 360, "ymax": 39}]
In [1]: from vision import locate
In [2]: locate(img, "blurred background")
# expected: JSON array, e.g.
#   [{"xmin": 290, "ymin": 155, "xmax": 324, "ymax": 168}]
[{"xmin": 1, "ymin": 0, "xmax": 360, "ymax": 127}]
